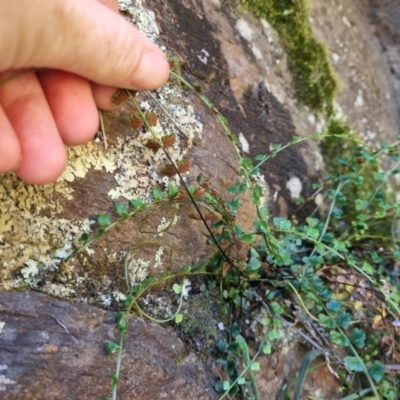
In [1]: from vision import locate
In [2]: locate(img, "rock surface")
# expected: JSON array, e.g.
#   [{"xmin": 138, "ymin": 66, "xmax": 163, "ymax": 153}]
[
  {"xmin": 0, "ymin": 290, "xmax": 217, "ymax": 400},
  {"xmin": 365, "ymin": 0, "xmax": 400, "ymax": 124}
]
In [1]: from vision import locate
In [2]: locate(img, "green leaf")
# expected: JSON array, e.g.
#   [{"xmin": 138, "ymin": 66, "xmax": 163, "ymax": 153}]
[
  {"xmin": 227, "ymin": 360, "xmax": 236, "ymax": 375},
  {"xmin": 326, "ymin": 299, "xmax": 341, "ymax": 313},
  {"xmin": 152, "ymin": 188, "xmax": 164, "ymax": 201},
  {"xmin": 230, "ymin": 323, "xmax": 241, "ymax": 337},
  {"xmin": 217, "ymin": 339, "xmax": 228, "ymax": 352},
  {"xmin": 330, "ymin": 331, "xmax": 349, "ymax": 346},
  {"xmin": 97, "ymin": 213, "xmax": 111, "ymax": 227},
  {"xmin": 168, "ymin": 183, "xmax": 179, "ymax": 197},
  {"xmin": 350, "ymin": 328, "xmax": 366, "ymax": 348},
  {"xmin": 250, "ymin": 362, "xmax": 260, "ymax": 371},
  {"xmin": 175, "ymin": 314, "xmax": 183, "ymax": 324},
  {"xmin": 362, "ymin": 262, "xmax": 374, "ymax": 275},
  {"xmin": 273, "ymin": 217, "xmax": 291, "ymax": 230},
  {"xmin": 368, "ymin": 361, "xmax": 385, "ymax": 383},
  {"xmin": 237, "ymin": 232, "xmax": 254, "ymax": 245},
  {"xmin": 262, "ymin": 344, "xmax": 272, "ymax": 354},
  {"xmin": 354, "ymin": 199, "xmax": 368, "ymax": 211},
  {"xmin": 336, "ymin": 311, "xmax": 352, "ymax": 329},
  {"xmin": 239, "ymin": 157, "xmax": 254, "ymax": 170},
  {"xmin": 214, "ymin": 381, "xmax": 224, "ymax": 392},
  {"xmin": 344, "ymin": 356, "xmax": 364, "ymax": 372},
  {"xmin": 227, "ymin": 197, "xmax": 240, "ymax": 211},
  {"xmin": 267, "ymin": 329, "xmax": 279, "ymax": 341},
  {"xmin": 227, "ymin": 182, "xmax": 247, "ymax": 194},
  {"xmin": 115, "ymin": 312, "xmax": 124, "ymax": 326},
  {"xmin": 116, "ymin": 202, "xmax": 128, "ymax": 216},
  {"xmin": 318, "ymin": 314, "xmax": 335, "ymax": 329},
  {"xmin": 306, "ymin": 217, "xmax": 319, "ymax": 228},
  {"xmin": 227, "ymin": 342, "xmax": 239, "ymax": 354},
  {"xmin": 373, "ymin": 171, "xmax": 385, "ymax": 182},
  {"xmin": 272, "ymin": 143, "xmax": 282, "ymax": 150},
  {"xmin": 306, "ymin": 227, "xmax": 320, "ymax": 240},
  {"xmin": 105, "ymin": 341, "xmax": 120, "ymax": 354},
  {"xmin": 250, "ymin": 185, "xmax": 263, "ymax": 206},
  {"xmin": 371, "ymin": 252, "xmax": 382, "ymax": 263},
  {"xmin": 270, "ymin": 302, "xmax": 285, "ymax": 316},
  {"xmin": 172, "ymin": 283, "xmax": 181, "ymax": 294},
  {"xmin": 248, "ymin": 256, "xmax": 261, "ymax": 271},
  {"xmin": 375, "ymin": 210, "xmax": 387, "ymax": 218},
  {"xmin": 123, "ymin": 294, "xmax": 133, "ymax": 307},
  {"xmin": 79, "ymin": 232, "xmax": 89, "ymax": 243},
  {"xmin": 129, "ymin": 198, "xmax": 147, "ymax": 210}
]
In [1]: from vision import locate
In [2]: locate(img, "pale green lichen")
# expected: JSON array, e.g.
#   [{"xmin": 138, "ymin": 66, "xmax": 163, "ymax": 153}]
[{"xmin": 0, "ymin": 1, "xmax": 203, "ymax": 298}]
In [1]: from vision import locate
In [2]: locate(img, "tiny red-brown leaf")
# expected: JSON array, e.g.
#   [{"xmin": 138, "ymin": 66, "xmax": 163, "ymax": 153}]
[
  {"xmin": 193, "ymin": 83, "xmax": 203, "ymax": 93},
  {"xmin": 160, "ymin": 164, "xmax": 177, "ymax": 177},
  {"xmin": 112, "ymin": 89, "xmax": 130, "ymax": 106},
  {"xmin": 204, "ymin": 213, "xmax": 220, "ymax": 222},
  {"xmin": 193, "ymin": 188, "xmax": 206, "ymax": 198},
  {"xmin": 145, "ymin": 139, "xmax": 161, "ymax": 153},
  {"xmin": 146, "ymin": 111, "xmax": 158, "ymax": 127},
  {"xmin": 177, "ymin": 159, "xmax": 191, "ymax": 173},
  {"xmin": 161, "ymin": 134, "xmax": 176, "ymax": 148},
  {"xmin": 128, "ymin": 115, "xmax": 143, "ymax": 130}
]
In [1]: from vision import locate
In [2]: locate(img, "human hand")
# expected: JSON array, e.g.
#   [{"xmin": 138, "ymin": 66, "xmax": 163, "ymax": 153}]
[{"xmin": 0, "ymin": 0, "xmax": 169, "ymax": 184}]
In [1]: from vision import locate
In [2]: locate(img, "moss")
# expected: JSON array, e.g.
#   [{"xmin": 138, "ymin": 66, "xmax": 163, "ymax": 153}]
[
  {"xmin": 240, "ymin": 0, "xmax": 338, "ymax": 114},
  {"xmin": 178, "ymin": 294, "xmax": 224, "ymax": 353}
]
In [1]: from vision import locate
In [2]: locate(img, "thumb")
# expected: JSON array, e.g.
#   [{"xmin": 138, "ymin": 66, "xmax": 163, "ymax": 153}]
[{"xmin": 0, "ymin": 0, "xmax": 169, "ymax": 90}]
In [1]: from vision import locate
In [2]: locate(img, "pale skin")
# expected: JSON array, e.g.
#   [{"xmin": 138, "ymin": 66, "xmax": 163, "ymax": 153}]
[{"xmin": 0, "ymin": 0, "xmax": 170, "ymax": 184}]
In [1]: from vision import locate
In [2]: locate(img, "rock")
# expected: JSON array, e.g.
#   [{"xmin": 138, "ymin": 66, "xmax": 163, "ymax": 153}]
[
  {"xmin": 364, "ymin": 0, "xmax": 400, "ymax": 124},
  {"xmin": 310, "ymin": 0, "xmax": 399, "ymax": 144},
  {"xmin": 0, "ymin": 290, "xmax": 217, "ymax": 400}
]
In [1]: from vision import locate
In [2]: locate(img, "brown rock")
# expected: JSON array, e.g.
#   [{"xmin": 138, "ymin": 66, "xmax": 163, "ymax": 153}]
[{"xmin": 0, "ymin": 290, "xmax": 217, "ymax": 400}]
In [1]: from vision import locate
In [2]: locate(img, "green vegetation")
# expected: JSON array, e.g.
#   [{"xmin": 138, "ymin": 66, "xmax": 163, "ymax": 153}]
[
  {"xmin": 74, "ymin": 67, "xmax": 400, "ymax": 399},
  {"xmin": 240, "ymin": 0, "xmax": 338, "ymax": 114},
  {"xmin": 68, "ymin": 5, "xmax": 400, "ymax": 399}
]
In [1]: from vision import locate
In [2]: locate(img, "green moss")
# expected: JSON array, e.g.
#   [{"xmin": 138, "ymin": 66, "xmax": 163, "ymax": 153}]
[
  {"xmin": 240, "ymin": 0, "xmax": 338, "ymax": 114},
  {"xmin": 178, "ymin": 294, "xmax": 223, "ymax": 352}
]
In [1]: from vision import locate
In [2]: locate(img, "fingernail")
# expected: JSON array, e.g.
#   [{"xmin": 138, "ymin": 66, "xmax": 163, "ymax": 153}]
[
  {"xmin": 133, "ymin": 51, "xmax": 170, "ymax": 89},
  {"xmin": 112, "ymin": 89, "xmax": 136, "ymax": 106}
]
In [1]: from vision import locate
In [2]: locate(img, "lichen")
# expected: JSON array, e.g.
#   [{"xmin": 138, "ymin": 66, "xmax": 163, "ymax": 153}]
[{"xmin": 0, "ymin": 0, "xmax": 203, "ymax": 297}]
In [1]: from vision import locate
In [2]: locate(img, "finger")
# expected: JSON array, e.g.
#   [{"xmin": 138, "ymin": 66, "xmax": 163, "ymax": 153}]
[
  {"xmin": 0, "ymin": 0, "xmax": 170, "ymax": 90},
  {"xmin": 99, "ymin": 0, "xmax": 119, "ymax": 13},
  {"xmin": 91, "ymin": 83, "xmax": 119, "ymax": 111},
  {"xmin": 38, "ymin": 70, "xmax": 99, "ymax": 145},
  {"xmin": 0, "ymin": 72, "xmax": 66, "ymax": 184},
  {"xmin": 0, "ymin": 104, "xmax": 21, "ymax": 173},
  {"xmin": 91, "ymin": 0, "xmax": 126, "ymax": 110}
]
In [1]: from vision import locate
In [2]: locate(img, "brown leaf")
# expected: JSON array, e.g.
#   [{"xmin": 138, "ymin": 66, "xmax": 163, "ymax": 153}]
[
  {"xmin": 112, "ymin": 89, "xmax": 130, "ymax": 106},
  {"xmin": 128, "ymin": 115, "xmax": 143, "ymax": 130},
  {"xmin": 161, "ymin": 134, "xmax": 176, "ymax": 148},
  {"xmin": 204, "ymin": 213, "xmax": 220, "ymax": 222},
  {"xmin": 145, "ymin": 139, "xmax": 161, "ymax": 153},
  {"xmin": 146, "ymin": 111, "xmax": 158, "ymax": 127},
  {"xmin": 177, "ymin": 159, "xmax": 191, "ymax": 173},
  {"xmin": 160, "ymin": 164, "xmax": 176, "ymax": 177},
  {"xmin": 193, "ymin": 188, "xmax": 206, "ymax": 198}
]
